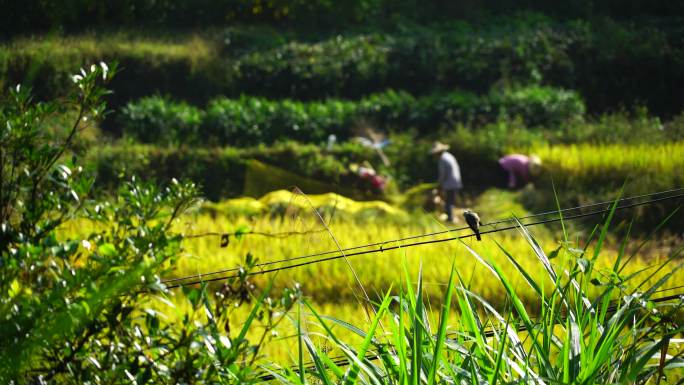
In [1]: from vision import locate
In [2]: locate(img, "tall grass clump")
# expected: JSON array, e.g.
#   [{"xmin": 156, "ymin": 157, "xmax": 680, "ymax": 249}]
[{"xmin": 271, "ymin": 204, "xmax": 684, "ymax": 384}]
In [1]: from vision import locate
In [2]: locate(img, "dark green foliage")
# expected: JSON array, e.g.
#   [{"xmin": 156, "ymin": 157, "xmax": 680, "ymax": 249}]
[
  {"xmin": 119, "ymin": 87, "xmax": 584, "ymax": 145},
  {"xmin": 3, "ymin": 17, "xmax": 683, "ymax": 116},
  {"xmin": 234, "ymin": 34, "xmax": 393, "ymax": 99},
  {"xmin": 233, "ymin": 20, "xmax": 577, "ymax": 98},
  {"xmin": 203, "ymin": 96, "xmax": 358, "ymax": 146},
  {"xmin": 486, "ymin": 86, "xmax": 586, "ymax": 127},
  {"xmin": 120, "ymin": 95, "xmax": 202, "ymax": 144},
  {"xmin": 567, "ymin": 17, "xmax": 684, "ymax": 115},
  {"xmin": 3, "ymin": 0, "xmax": 683, "ymax": 36}
]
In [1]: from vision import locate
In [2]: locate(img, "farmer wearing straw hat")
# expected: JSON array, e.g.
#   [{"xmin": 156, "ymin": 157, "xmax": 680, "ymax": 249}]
[
  {"xmin": 431, "ymin": 141, "xmax": 463, "ymax": 223},
  {"xmin": 497, "ymin": 154, "xmax": 542, "ymax": 189}
]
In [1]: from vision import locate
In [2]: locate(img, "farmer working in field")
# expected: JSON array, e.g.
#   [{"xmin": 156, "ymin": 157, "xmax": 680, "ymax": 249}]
[
  {"xmin": 431, "ymin": 141, "xmax": 463, "ymax": 223},
  {"xmin": 497, "ymin": 154, "xmax": 542, "ymax": 189}
]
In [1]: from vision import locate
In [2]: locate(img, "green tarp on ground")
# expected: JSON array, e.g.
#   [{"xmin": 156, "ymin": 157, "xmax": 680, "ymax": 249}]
[{"xmin": 243, "ymin": 159, "xmax": 358, "ymax": 198}]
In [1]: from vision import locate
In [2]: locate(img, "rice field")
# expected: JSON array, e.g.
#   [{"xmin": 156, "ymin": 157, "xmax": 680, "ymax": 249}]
[
  {"xmin": 530, "ymin": 142, "xmax": 684, "ymax": 192},
  {"xmin": 142, "ymin": 205, "xmax": 684, "ymax": 369},
  {"xmin": 172, "ymin": 215, "xmax": 679, "ymax": 303},
  {"xmin": 59, "ymin": 185, "xmax": 683, "ymax": 307},
  {"xmin": 46, "ymin": 163, "xmax": 684, "ymax": 383}
]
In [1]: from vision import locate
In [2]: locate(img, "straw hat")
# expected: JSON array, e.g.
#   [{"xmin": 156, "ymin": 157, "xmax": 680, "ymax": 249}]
[
  {"xmin": 528, "ymin": 155, "xmax": 542, "ymax": 176},
  {"xmin": 430, "ymin": 141, "xmax": 450, "ymax": 154}
]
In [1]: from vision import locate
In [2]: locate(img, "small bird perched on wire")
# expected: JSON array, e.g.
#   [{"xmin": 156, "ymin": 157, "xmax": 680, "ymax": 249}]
[{"xmin": 463, "ymin": 209, "xmax": 482, "ymax": 241}]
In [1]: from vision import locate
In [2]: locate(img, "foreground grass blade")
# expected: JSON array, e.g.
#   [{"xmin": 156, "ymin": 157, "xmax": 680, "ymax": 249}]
[
  {"xmin": 428, "ymin": 260, "xmax": 456, "ymax": 385},
  {"xmin": 411, "ymin": 264, "xmax": 424, "ymax": 385},
  {"xmin": 303, "ymin": 335, "xmax": 333, "ymax": 384},
  {"xmin": 345, "ymin": 291, "xmax": 392, "ymax": 385}
]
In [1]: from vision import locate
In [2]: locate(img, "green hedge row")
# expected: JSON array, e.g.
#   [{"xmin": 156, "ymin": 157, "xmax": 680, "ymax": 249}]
[
  {"xmin": 228, "ymin": 19, "xmax": 684, "ymax": 115},
  {"xmin": 3, "ymin": 18, "xmax": 683, "ymax": 115},
  {"xmin": 231, "ymin": 24, "xmax": 576, "ymax": 98},
  {"xmin": 119, "ymin": 86, "xmax": 585, "ymax": 145}
]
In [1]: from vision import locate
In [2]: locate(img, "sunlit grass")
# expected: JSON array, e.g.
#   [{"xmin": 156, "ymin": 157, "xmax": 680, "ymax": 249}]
[
  {"xmin": 57, "ymin": 188, "xmax": 683, "ymax": 370},
  {"xmin": 139, "ymin": 209, "xmax": 683, "ymax": 374},
  {"xmin": 58, "ymin": 186, "xmax": 683, "ymax": 309},
  {"xmin": 3, "ymin": 32, "xmax": 217, "ymax": 67},
  {"xmin": 531, "ymin": 142, "xmax": 684, "ymax": 191}
]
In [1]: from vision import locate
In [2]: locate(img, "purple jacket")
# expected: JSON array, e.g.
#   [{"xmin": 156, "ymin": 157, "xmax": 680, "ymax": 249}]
[{"xmin": 499, "ymin": 154, "xmax": 531, "ymax": 188}]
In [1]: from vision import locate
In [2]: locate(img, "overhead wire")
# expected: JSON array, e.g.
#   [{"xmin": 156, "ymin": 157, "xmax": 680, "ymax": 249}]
[
  {"xmin": 183, "ymin": 228, "xmax": 328, "ymax": 240},
  {"xmin": 163, "ymin": 188, "xmax": 684, "ymax": 285},
  {"xmin": 164, "ymin": 187, "xmax": 684, "ymax": 286},
  {"xmin": 163, "ymin": 190, "xmax": 684, "ymax": 289}
]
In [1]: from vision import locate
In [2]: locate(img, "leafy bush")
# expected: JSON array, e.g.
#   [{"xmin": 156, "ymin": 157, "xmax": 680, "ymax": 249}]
[
  {"xmin": 234, "ymin": 34, "xmax": 393, "ymax": 99},
  {"xmin": 487, "ymin": 86, "xmax": 586, "ymax": 127},
  {"xmin": 229, "ymin": 22, "xmax": 582, "ymax": 98},
  {"xmin": 569, "ymin": 17, "xmax": 684, "ymax": 115},
  {"xmin": 202, "ymin": 96, "xmax": 357, "ymax": 146},
  {"xmin": 119, "ymin": 86, "xmax": 584, "ymax": 145},
  {"xmin": 120, "ymin": 95, "xmax": 202, "ymax": 144},
  {"xmin": 0, "ymin": 63, "xmax": 305, "ymax": 383}
]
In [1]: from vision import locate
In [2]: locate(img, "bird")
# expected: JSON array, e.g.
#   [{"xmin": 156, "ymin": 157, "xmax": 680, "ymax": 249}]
[{"xmin": 463, "ymin": 209, "xmax": 482, "ymax": 241}]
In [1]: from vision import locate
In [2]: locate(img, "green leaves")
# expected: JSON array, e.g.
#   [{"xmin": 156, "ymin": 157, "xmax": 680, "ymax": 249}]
[
  {"xmin": 120, "ymin": 86, "xmax": 583, "ymax": 146},
  {"xmin": 96, "ymin": 242, "xmax": 117, "ymax": 258},
  {"xmin": 0, "ymin": 63, "xmax": 275, "ymax": 384}
]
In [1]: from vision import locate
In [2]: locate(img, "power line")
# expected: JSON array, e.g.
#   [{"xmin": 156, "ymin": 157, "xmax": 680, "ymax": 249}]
[
  {"xmin": 162, "ymin": 188, "xmax": 684, "ymax": 286},
  {"xmin": 166, "ymin": 192, "xmax": 684, "ymax": 288},
  {"xmin": 163, "ymin": 191, "xmax": 684, "ymax": 289},
  {"xmin": 183, "ymin": 228, "xmax": 327, "ymax": 240}
]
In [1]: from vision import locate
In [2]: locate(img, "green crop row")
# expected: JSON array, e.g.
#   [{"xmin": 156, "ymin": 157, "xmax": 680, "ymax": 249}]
[
  {"xmin": 118, "ymin": 86, "xmax": 585, "ymax": 145},
  {"xmin": 215, "ymin": 19, "xmax": 684, "ymax": 115}
]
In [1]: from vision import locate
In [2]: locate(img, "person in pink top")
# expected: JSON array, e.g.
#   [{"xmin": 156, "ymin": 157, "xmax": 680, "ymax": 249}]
[{"xmin": 497, "ymin": 154, "xmax": 542, "ymax": 189}]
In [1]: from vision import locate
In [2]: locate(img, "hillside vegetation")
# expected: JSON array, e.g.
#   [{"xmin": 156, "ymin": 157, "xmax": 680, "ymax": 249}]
[{"xmin": 2, "ymin": 2, "xmax": 684, "ymax": 383}]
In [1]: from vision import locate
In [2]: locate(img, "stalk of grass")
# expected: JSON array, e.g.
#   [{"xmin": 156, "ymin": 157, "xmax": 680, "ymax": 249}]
[{"xmin": 427, "ymin": 261, "xmax": 455, "ymax": 384}]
